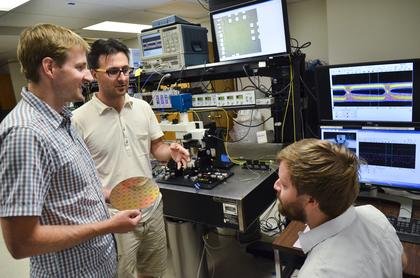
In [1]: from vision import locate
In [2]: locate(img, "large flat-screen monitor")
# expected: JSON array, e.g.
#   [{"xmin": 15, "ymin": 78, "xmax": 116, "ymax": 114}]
[
  {"xmin": 210, "ymin": 0, "xmax": 290, "ymax": 63},
  {"xmin": 316, "ymin": 59, "xmax": 420, "ymax": 125},
  {"xmin": 320, "ymin": 126, "xmax": 420, "ymax": 192}
]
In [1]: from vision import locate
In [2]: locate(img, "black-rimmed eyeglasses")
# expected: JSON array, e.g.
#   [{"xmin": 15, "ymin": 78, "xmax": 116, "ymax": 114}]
[{"xmin": 95, "ymin": 66, "xmax": 133, "ymax": 78}]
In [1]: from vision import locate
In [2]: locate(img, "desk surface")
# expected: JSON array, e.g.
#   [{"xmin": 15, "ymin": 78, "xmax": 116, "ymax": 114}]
[
  {"xmin": 272, "ymin": 198, "xmax": 420, "ymax": 277},
  {"xmin": 158, "ymin": 165, "xmax": 277, "ymax": 200}
]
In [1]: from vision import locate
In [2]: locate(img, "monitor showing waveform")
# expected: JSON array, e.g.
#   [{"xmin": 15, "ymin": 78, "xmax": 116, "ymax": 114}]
[
  {"xmin": 332, "ymin": 81, "xmax": 412, "ymax": 107},
  {"xmin": 315, "ymin": 59, "xmax": 420, "ymax": 124},
  {"xmin": 359, "ymin": 142, "xmax": 415, "ymax": 169},
  {"xmin": 330, "ymin": 63, "xmax": 413, "ymax": 122},
  {"xmin": 320, "ymin": 126, "xmax": 420, "ymax": 191}
]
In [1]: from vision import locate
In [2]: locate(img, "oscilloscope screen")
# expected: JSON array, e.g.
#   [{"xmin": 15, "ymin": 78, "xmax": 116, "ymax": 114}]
[{"xmin": 316, "ymin": 59, "xmax": 420, "ymax": 125}]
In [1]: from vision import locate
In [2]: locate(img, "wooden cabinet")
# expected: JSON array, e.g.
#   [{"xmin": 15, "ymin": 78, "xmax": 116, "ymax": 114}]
[{"xmin": 0, "ymin": 74, "xmax": 16, "ymax": 110}]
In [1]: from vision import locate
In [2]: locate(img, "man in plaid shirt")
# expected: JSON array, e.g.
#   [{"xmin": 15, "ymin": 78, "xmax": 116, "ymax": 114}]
[{"xmin": 0, "ymin": 23, "xmax": 141, "ymax": 277}]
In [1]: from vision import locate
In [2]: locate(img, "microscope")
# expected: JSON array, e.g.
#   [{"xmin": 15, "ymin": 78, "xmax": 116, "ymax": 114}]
[{"xmin": 156, "ymin": 94, "xmax": 233, "ymax": 189}]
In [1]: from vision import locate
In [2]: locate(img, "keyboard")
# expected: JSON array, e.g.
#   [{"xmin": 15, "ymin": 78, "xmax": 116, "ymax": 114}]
[{"xmin": 386, "ymin": 216, "xmax": 420, "ymax": 244}]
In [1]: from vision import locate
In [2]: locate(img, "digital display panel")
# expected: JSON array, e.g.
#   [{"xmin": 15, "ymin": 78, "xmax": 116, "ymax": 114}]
[{"xmin": 140, "ymin": 32, "xmax": 163, "ymax": 58}]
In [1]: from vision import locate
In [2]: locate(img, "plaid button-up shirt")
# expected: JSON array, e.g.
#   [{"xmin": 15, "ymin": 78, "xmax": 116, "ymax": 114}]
[{"xmin": 0, "ymin": 89, "xmax": 117, "ymax": 277}]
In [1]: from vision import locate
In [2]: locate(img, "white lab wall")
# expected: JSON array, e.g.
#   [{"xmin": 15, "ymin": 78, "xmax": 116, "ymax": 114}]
[
  {"xmin": 287, "ymin": 0, "xmax": 328, "ymax": 62},
  {"xmin": 326, "ymin": 0, "xmax": 420, "ymax": 64},
  {"xmin": 0, "ymin": 229, "xmax": 30, "ymax": 277},
  {"xmin": 124, "ymin": 36, "xmax": 141, "ymax": 49}
]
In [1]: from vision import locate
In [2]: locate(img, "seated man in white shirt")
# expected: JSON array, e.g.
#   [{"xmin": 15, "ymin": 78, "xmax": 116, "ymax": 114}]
[{"xmin": 274, "ymin": 138, "xmax": 407, "ymax": 278}]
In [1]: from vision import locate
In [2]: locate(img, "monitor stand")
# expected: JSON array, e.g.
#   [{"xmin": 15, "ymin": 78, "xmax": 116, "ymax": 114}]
[{"xmin": 359, "ymin": 190, "xmax": 413, "ymax": 218}]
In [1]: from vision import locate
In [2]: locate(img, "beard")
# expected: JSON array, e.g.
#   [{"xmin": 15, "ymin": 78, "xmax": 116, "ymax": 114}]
[{"xmin": 278, "ymin": 198, "xmax": 307, "ymax": 223}]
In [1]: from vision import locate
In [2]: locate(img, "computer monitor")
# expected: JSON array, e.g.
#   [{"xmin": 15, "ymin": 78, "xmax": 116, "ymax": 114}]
[
  {"xmin": 316, "ymin": 59, "xmax": 420, "ymax": 125},
  {"xmin": 210, "ymin": 0, "xmax": 290, "ymax": 63},
  {"xmin": 320, "ymin": 126, "xmax": 420, "ymax": 192}
]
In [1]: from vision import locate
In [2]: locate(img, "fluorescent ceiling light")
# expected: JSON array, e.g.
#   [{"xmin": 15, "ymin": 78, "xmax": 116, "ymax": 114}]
[
  {"xmin": 83, "ymin": 21, "xmax": 151, "ymax": 34},
  {"xmin": 0, "ymin": 0, "xmax": 30, "ymax": 11}
]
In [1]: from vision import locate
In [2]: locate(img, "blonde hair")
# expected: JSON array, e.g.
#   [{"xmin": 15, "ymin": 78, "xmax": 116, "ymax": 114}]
[
  {"xmin": 17, "ymin": 23, "xmax": 89, "ymax": 83},
  {"xmin": 277, "ymin": 138, "xmax": 360, "ymax": 218}
]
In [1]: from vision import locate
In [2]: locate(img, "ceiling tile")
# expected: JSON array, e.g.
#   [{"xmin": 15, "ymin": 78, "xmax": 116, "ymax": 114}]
[
  {"xmin": 148, "ymin": 1, "xmax": 208, "ymax": 19},
  {"xmin": 0, "ymin": 0, "xmax": 212, "ymax": 64}
]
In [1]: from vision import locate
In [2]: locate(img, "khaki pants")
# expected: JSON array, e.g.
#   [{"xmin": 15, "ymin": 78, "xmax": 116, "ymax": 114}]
[{"xmin": 110, "ymin": 202, "xmax": 167, "ymax": 278}]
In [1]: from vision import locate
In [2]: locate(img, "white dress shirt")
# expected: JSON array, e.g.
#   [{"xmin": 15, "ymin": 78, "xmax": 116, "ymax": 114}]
[{"xmin": 297, "ymin": 205, "xmax": 403, "ymax": 278}]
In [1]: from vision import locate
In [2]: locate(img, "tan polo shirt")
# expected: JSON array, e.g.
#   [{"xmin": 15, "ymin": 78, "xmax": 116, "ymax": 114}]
[
  {"xmin": 72, "ymin": 94, "xmax": 164, "ymax": 220},
  {"xmin": 73, "ymin": 94, "xmax": 163, "ymax": 188}
]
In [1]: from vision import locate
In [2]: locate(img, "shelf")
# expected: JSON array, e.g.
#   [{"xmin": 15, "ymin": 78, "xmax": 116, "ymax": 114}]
[
  {"xmin": 139, "ymin": 55, "xmax": 292, "ymax": 86},
  {"xmin": 150, "ymin": 104, "xmax": 273, "ymax": 113}
]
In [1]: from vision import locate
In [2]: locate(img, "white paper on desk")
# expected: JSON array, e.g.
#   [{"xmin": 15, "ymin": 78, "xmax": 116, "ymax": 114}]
[{"xmin": 293, "ymin": 225, "xmax": 310, "ymax": 249}]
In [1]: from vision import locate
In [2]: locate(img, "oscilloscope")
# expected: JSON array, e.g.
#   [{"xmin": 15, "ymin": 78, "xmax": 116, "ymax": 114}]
[{"xmin": 138, "ymin": 24, "xmax": 208, "ymax": 72}]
